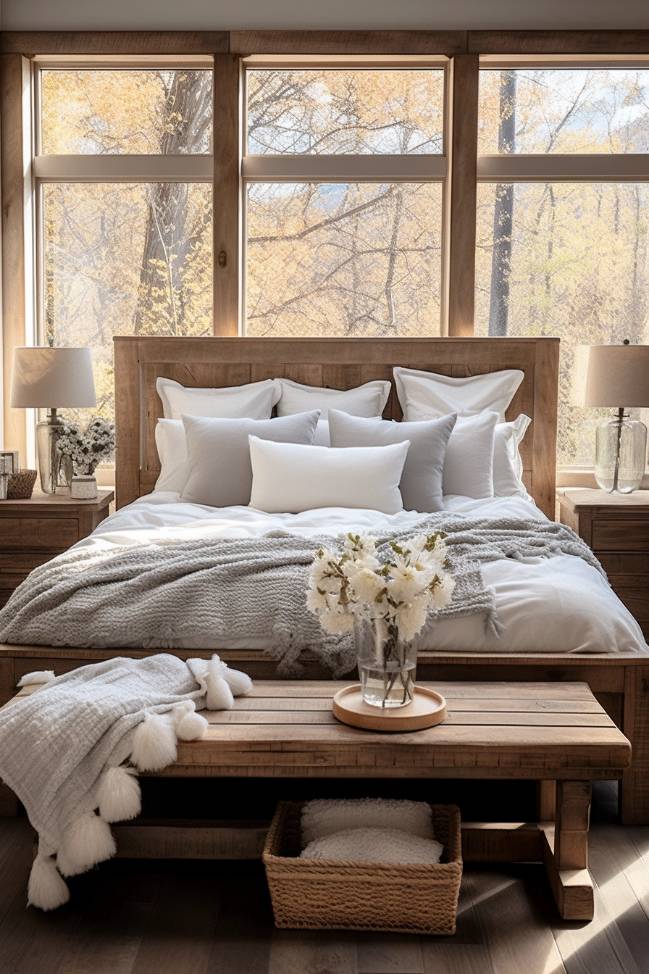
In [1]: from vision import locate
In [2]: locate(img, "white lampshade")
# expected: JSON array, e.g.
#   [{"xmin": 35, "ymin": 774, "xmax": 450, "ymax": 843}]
[
  {"xmin": 10, "ymin": 347, "xmax": 97, "ymax": 409},
  {"xmin": 573, "ymin": 343, "xmax": 649, "ymax": 408}
]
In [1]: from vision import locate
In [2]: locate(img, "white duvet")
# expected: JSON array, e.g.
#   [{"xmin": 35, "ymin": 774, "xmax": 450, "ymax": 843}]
[{"xmin": 82, "ymin": 491, "xmax": 648, "ymax": 657}]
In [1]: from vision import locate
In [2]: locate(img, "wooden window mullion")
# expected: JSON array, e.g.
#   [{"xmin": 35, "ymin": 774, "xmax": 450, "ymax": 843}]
[
  {"xmin": 447, "ymin": 54, "xmax": 479, "ymax": 337},
  {"xmin": 213, "ymin": 53, "xmax": 241, "ymax": 336}
]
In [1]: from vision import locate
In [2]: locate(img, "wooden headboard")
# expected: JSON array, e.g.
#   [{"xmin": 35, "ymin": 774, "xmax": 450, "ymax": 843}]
[{"xmin": 114, "ymin": 336, "xmax": 559, "ymax": 518}]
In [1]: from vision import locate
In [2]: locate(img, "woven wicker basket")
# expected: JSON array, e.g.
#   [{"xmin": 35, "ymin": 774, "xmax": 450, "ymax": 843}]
[
  {"xmin": 7, "ymin": 469, "xmax": 37, "ymax": 500},
  {"xmin": 263, "ymin": 801, "xmax": 463, "ymax": 935}
]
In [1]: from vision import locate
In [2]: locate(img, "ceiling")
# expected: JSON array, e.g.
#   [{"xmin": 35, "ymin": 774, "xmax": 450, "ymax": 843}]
[{"xmin": 3, "ymin": 0, "xmax": 649, "ymax": 31}]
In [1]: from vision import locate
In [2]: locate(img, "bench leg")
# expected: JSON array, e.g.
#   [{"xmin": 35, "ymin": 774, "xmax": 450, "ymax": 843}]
[
  {"xmin": 537, "ymin": 780, "xmax": 556, "ymax": 821},
  {"xmin": 541, "ymin": 780, "xmax": 594, "ymax": 921}
]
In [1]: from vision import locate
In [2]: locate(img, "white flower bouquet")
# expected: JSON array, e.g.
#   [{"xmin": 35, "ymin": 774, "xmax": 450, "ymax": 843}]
[
  {"xmin": 307, "ymin": 532, "xmax": 455, "ymax": 708},
  {"xmin": 56, "ymin": 417, "xmax": 116, "ymax": 476}
]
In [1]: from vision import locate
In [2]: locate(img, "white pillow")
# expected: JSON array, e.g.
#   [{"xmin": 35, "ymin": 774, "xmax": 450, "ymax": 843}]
[
  {"xmin": 494, "ymin": 414, "xmax": 531, "ymax": 497},
  {"xmin": 444, "ymin": 412, "xmax": 498, "ymax": 498},
  {"xmin": 154, "ymin": 419, "xmax": 189, "ymax": 493},
  {"xmin": 394, "ymin": 367, "xmax": 523, "ymax": 423},
  {"xmin": 329, "ymin": 409, "xmax": 456, "ymax": 513},
  {"xmin": 248, "ymin": 437, "xmax": 410, "ymax": 515},
  {"xmin": 276, "ymin": 378, "xmax": 391, "ymax": 419},
  {"xmin": 156, "ymin": 377, "xmax": 280, "ymax": 420},
  {"xmin": 181, "ymin": 412, "xmax": 320, "ymax": 508}
]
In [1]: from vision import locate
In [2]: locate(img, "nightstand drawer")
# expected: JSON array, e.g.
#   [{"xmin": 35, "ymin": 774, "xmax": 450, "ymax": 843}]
[
  {"xmin": 598, "ymin": 553, "xmax": 649, "ymax": 574},
  {"xmin": 592, "ymin": 519, "xmax": 649, "ymax": 551},
  {"xmin": 611, "ymin": 586, "xmax": 649, "ymax": 622},
  {"xmin": 0, "ymin": 516, "xmax": 78, "ymax": 549}
]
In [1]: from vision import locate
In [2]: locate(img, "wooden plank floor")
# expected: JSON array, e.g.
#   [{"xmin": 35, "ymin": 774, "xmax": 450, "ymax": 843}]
[{"xmin": 0, "ymin": 785, "xmax": 648, "ymax": 974}]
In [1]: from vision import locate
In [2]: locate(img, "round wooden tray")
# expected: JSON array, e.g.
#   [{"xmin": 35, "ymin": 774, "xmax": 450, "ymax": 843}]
[{"xmin": 332, "ymin": 684, "xmax": 447, "ymax": 732}]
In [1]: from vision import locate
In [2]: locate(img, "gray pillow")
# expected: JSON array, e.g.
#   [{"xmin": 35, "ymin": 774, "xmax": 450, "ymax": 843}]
[
  {"xmin": 328, "ymin": 409, "xmax": 457, "ymax": 512},
  {"xmin": 181, "ymin": 411, "xmax": 320, "ymax": 507}
]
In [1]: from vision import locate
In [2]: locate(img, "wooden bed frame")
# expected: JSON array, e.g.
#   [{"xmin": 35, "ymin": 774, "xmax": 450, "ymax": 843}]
[{"xmin": 1, "ymin": 335, "xmax": 648, "ymax": 825}]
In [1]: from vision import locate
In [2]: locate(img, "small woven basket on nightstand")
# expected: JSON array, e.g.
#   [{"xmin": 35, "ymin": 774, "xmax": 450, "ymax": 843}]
[
  {"xmin": 7, "ymin": 469, "xmax": 37, "ymax": 500},
  {"xmin": 263, "ymin": 800, "xmax": 463, "ymax": 935}
]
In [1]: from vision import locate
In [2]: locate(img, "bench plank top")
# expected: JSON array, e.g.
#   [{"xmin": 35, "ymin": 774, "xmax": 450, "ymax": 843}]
[{"xmin": 175, "ymin": 680, "xmax": 631, "ymax": 780}]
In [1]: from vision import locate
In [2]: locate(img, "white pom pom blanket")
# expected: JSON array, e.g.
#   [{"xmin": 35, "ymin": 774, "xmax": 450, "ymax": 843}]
[{"xmin": 0, "ymin": 652, "xmax": 252, "ymax": 910}]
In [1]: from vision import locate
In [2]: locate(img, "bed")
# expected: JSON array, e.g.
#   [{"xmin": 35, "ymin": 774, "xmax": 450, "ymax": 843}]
[{"xmin": 1, "ymin": 335, "xmax": 648, "ymax": 824}]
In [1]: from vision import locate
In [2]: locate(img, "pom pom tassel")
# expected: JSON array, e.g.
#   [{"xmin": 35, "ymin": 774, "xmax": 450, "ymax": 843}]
[
  {"xmin": 97, "ymin": 765, "xmax": 141, "ymax": 823},
  {"xmin": 211, "ymin": 654, "xmax": 253, "ymax": 697},
  {"xmin": 131, "ymin": 713, "xmax": 177, "ymax": 772},
  {"xmin": 205, "ymin": 670, "xmax": 234, "ymax": 711},
  {"xmin": 172, "ymin": 701, "xmax": 208, "ymax": 741},
  {"xmin": 56, "ymin": 812, "xmax": 116, "ymax": 878},
  {"xmin": 28, "ymin": 852, "xmax": 69, "ymax": 911}
]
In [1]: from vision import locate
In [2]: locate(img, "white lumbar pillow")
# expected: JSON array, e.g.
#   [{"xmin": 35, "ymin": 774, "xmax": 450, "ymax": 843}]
[
  {"xmin": 156, "ymin": 376, "xmax": 280, "ymax": 421},
  {"xmin": 494, "ymin": 414, "xmax": 532, "ymax": 497},
  {"xmin": 443, "ymin": 412, "xmax": 498, "ymax": 498},
  {"xmin": 393, "ymin": 367, "xmax": 523, "ymax": 423},
  {"xmin": 248, "ymin": 436, "xmax": 410, "ymax": 515},
  {"xmin": 275, "ymin": 378, "xmax": 391, "ymax": 419}
]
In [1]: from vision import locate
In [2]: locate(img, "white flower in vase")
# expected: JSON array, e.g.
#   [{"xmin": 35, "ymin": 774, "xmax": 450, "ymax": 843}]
[{"xmin": 307, "ymin": 529, "xmax": 455, "ymax": 709}]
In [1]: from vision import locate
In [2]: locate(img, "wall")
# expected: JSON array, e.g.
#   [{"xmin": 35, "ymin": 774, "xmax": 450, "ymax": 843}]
[{"xmin": 3, "ymin": 0, "xmax": 649, "ymax": 31}]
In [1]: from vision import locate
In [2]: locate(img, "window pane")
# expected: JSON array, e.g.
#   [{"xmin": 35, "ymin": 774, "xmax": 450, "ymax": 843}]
[
  {"xmin": 479, "ymin": 69, "xmax": 649, "ymax": 154},
  {"xmin": 247, "ymin": 70, "xmax": 444, "ymax": 155},
  {"xmin": 475, "ymin": 182, "xmax": 649, "ymax": 466},
  {"xmin": 245, "ymin": 182, "xmax": 442, "ymax": 336},
  {"xmin": 40, "ymin": 70, "xmax": 212, "ymax": 154},
  {"xmin": 43, "ymin": 183, "xmax": 212, "ymax": 424}
]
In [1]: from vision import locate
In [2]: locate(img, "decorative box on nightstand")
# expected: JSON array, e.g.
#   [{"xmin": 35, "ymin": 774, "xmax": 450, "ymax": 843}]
[
  {"xmin": 557, "ymin": 489, "xmax": 649, "ymax": 640},
  {"xmin": 0, "ymin": 489, "xmax": 114, "ymax": 608}
]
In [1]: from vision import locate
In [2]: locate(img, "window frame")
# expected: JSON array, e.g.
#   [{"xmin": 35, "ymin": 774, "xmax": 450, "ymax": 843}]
[
  {"xmin": 476, "ymin": 56, "xmax": 649, "ymax": 482},
  {"xmin": 2, "ymin": 40, "xmax": 648, "ymax": 485},
  {"xmin": 240, "ymin": 55, "xmax": 452, "ymax": 335}
]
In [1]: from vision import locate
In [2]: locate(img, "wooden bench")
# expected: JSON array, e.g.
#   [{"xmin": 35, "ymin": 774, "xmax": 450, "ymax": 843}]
[{"xmin": 3, "ymin": 679, "xmax": 631, "ymax": 921}]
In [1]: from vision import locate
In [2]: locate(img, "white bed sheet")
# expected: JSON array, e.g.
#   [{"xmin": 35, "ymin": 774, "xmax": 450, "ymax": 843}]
[{"xmin": 84, "ymin": 492, "xmax": 648, "ymax": 657}]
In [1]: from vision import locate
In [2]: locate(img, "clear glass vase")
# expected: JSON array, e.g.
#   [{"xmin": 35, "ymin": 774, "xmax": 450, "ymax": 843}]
[
  {"xmin": 595, "ymin": 412, "xmax": 647, "ymax": 493},
  {"xmin": 354, "ymin": 618, "xmax": 417, "ymax": 709}
]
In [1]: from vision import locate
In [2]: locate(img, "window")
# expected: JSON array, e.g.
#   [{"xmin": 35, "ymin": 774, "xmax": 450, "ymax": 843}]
[
  {"xmin": 243, "ymin": 62, "xmax": 447, "ymax": 337},
  {"xmin": 475, "ymin": 65, "xmax": 649, "ymax": 469},
  {"xmin": 35, "ymin": 63, "xmax": 214, "ymax": 425}
]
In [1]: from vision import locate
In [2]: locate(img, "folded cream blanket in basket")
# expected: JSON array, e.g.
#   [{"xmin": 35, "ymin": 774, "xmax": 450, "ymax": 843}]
[
  {"xmin": 301, "ymin": 798, "xmax": 435, "ymax": 844},
  {"xmin": 0, "ymin": 653, "xmax": 251, "ymax": 911}
]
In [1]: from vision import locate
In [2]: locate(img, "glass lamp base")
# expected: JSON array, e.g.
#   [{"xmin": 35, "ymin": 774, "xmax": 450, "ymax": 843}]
[{"xmin": 594, "ymin": 412, "xmax": 647, "ymax": 494}]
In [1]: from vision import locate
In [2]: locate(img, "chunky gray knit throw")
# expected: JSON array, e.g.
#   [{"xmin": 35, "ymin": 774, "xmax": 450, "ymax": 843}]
[
  {"xmin": 0, "ymin": 516, "xmax": 603, "ymax": 676},
  {"xmin": 0, "ymin": 652, "xmax": 250, "ymax": 910}
]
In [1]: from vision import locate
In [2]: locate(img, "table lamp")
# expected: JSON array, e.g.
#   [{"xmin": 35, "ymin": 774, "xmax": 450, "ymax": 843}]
[
  {"xmin": 574, "ymin": 341, "xmax": 649, "ymax": 493},
  {"xmin": 10, "ymin": 347, "xmax": 97, "ymax": 494}
]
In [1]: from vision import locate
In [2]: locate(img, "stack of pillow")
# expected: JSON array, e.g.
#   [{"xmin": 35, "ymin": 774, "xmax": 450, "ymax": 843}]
[{"xmin": 153, "ymin": 367, "xmax": 531, "ymax": 515}]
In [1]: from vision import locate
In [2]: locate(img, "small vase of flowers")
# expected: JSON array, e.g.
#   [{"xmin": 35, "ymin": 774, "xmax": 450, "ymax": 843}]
[
  {"xmin": 56, "ymin": 417, "xmax": 115, "ymax": 499},
  {"xmin": 307, "ymin": 531, "xmax": 455, "ymax": 709}
]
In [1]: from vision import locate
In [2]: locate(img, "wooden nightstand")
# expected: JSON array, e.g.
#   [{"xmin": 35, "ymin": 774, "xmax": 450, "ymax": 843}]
[
  {"xmin": 0, "ymin": 489, "xmax": 114, "ymax": 607},
  {"xmin": 557, "ymin": 488, "xmax": 649, "ymax": 640}
]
